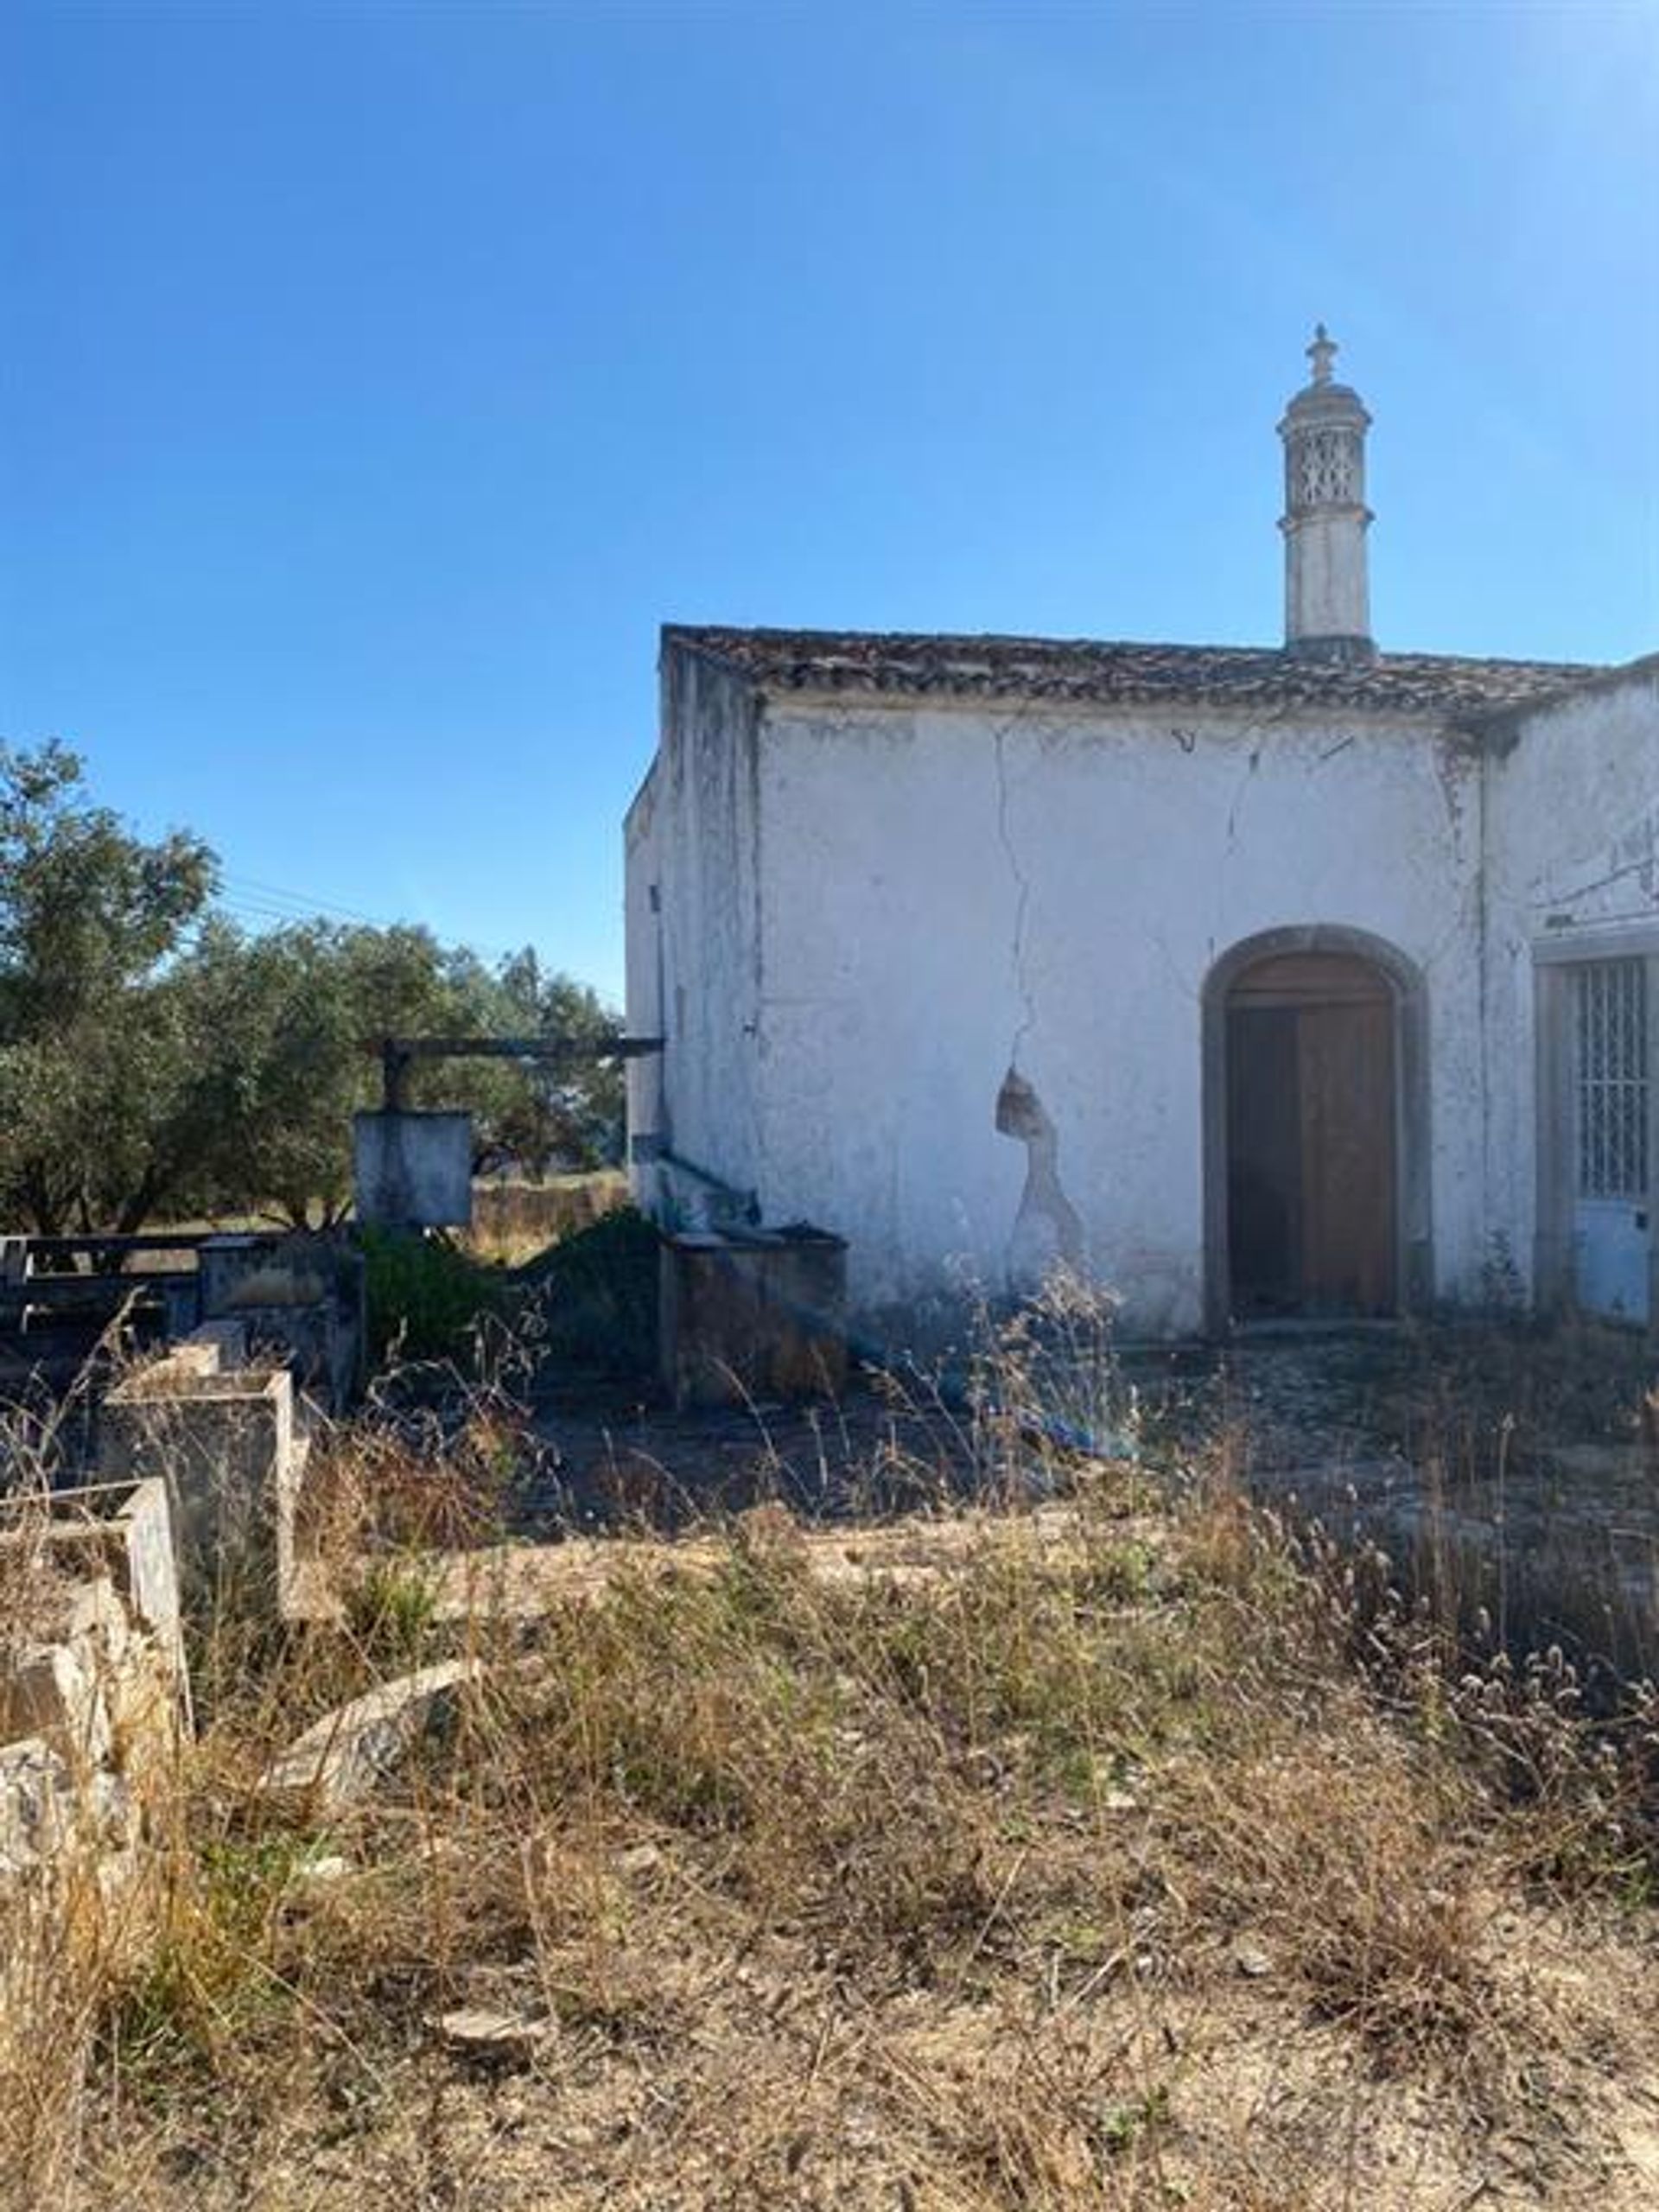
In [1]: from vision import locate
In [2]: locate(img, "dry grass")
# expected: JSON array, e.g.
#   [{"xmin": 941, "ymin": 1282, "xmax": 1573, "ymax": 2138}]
[
  {"xmin": 7, "ymin": 1291, "xmax": 1659, "ymax": 2208},
  {"xmin": 462, "ymin": 1173, "xmax": 628, "ymax": 1267}
]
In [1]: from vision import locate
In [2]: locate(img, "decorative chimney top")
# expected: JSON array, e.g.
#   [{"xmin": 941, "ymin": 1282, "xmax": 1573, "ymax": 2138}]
[{"xmin": 1278, "ymin": 326, "xmax": 1375, "ymax": 663}]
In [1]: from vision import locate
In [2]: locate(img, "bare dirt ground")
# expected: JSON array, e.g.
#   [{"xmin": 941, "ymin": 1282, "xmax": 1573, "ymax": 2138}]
[
  {"xmin": 517, "ymin": 1324, "xmax": 1659, "ymax": 1662},
  {"xmin": 91, "ymin": 1897, "xmax": 1659, "ymax": 2212},
  {"xmin": 519, "ymin": 1318, "xmax": 1655, "ymax": 1531},
  {"xmin": 19, "ymin": 1315, "xmax": 1659, "ymax": 2210},
  {"xmin": 528, "ymin": 1373, "xmax": 986, "ymax": 1529},
  {"xmin": 1135, "ymin": 1323, "xmax": 1659, "ymax": 1680},
  {"xmin": 60, "ymin": 1471, "xmax": 1659, "ymax": 2212}
]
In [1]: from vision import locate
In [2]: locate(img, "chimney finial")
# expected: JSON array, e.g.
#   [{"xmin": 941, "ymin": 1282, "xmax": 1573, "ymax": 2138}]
[{"xmin": 1278, "ymin": 329, "xmax": 1374, "ymax": 661}]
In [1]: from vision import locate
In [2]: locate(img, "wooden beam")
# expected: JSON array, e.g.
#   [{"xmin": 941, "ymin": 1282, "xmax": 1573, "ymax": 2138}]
[
  {"xmin": 374, "ymin": 1036, "xmax": 664, "ymax": 1062},
  {"xmin": 372, "ymin": 1034, "xmax": 664, "ymax": 1113}
]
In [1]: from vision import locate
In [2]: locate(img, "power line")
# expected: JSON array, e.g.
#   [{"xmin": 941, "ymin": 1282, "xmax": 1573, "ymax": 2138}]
[
  {"xmin": 211, "ymin": 875, "xmax": 532, "ymax": 966},
  {"xmin": 219, "ymin": 873, "xmax": 401, "ymax": 930}
]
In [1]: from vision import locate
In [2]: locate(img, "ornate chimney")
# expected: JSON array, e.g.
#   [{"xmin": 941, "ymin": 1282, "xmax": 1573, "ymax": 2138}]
[{"xmin": 1278, "ymin": 325, "xmax": 1374, "ymax": 662}]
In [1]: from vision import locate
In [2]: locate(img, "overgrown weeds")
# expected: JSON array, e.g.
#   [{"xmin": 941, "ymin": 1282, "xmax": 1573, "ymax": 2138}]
[
  {"xmin": 360, "ymin": 1201, "xmax": 658, "ymax": 1383},
  {"xmin": 7, "ymin": 1289, "xmax": 1659, "ymax": 2205},
  {"xmin": 513, "ymin": 1202, "xmax": 658, "ymax": 1377},
  {"xmin": 359, "ymin": 1225, "xmax": 507, "ymax": 1365}
]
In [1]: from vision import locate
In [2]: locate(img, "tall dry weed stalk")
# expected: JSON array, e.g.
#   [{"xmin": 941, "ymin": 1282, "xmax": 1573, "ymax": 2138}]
[{"xmin": 3, "ymin": 1282, "xmax": 1659, "ymax": 2205}]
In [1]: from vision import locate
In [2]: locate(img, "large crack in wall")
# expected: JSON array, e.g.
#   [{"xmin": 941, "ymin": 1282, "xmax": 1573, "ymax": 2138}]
[
  {"xmin": 993, "ymin": 725, "xmax": 1038, "ymax": 1066},
  {"xmin": 989, "ymin": 724, "xmax": 1087, "ymax": 1290},
  {"xmin": 995, "ymin": 1066, "xmax": 1084, "ymax": 1289}
]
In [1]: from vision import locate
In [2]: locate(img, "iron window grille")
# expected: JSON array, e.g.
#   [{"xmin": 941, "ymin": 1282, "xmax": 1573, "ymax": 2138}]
[{"xmin": 1574, "ymin": 958, "xmax": 1649, "ymax": 1202}]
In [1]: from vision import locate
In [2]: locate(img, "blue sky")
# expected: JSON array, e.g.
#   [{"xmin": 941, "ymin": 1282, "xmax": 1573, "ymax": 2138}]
[{"xmin": 3, "ymin": 2, "xmax": 1655, "ymax": 1004}]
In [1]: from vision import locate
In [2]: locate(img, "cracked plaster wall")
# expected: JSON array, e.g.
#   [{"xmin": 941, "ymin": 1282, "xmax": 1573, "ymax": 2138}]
[
  {"xmin": 730, "ymin": 692, "xmax": 1488, "ymax": 1335},
  {"xmin": 1480, "ymin": 663, "xmax": 1659, "ymax": 1292},
  {"xmin": 628, "ymin": 647, "xmax": 1659, "ymax": 1334}
]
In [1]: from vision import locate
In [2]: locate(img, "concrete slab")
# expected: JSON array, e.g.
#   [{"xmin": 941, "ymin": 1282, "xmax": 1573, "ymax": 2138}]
[{"xmin": 353, "ymin": 1111, "xmax": 474, "ymax": 1229}]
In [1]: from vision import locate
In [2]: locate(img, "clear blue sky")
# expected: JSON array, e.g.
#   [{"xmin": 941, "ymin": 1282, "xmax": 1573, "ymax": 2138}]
[{"xmin": 3, "ymin": 3, "xmax": 1656, "ymax": 1004}]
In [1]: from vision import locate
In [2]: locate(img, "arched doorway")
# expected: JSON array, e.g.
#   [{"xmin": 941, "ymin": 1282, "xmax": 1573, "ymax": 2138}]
[{"xmin": 1202, "ymin": 927, "xmax": 1430, "ymax": 1332}]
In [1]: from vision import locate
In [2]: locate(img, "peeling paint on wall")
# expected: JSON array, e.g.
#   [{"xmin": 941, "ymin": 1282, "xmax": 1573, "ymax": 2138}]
[
  {"xmin": 631, "ymin": 652, "xmax": 1596, "ymax": 1333},
  {"xmin": 995, "ymin": 1067, "xmax": 1084, "ymax": 1290}
]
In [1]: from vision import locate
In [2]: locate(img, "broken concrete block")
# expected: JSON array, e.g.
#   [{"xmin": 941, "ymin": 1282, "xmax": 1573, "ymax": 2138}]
[
  {"xmin": 0, "ymin": 1738, "xmax": 73, "ymax": 1877},
  {"xmin": 183, "ymin": 1317, "xmax": 249, "ymax": 1371},
  {"xmin": 0, "ymin": 1480, "xmax": 186, "ymax": 1720},
  {"xmin": 430, "ymin": 2005, "xmax": 556, "ymax": 2063},
  {"xmin": 43, "ymin": 1573, "xmax": 131, "ymax": 1662},
  {"xmin": 154, "ymin": 1343, "xmax": 222, "ymax": 1384},
  {"xmin": 199, "ymin": 1231, "xmax": 365, "ymax": 1410},
  {"xmin": 100, "ymin": 1363, "xmax": 301, "ymax": 1609},
  {"xmin": 259, "ymin": 1658, "xmax": 481, "ymax": 1812},
  {"xmin": 0, "ymin": 1479, "xmax": 187, "ymax": 2069},
  {"xmin": 0, "ymin": 1643, "xmax": 111, "ymax": 1770}
]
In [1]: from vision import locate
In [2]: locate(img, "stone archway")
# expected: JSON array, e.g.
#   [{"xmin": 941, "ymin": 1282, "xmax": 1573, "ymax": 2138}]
[{"xmin": 1202, "ymin": 925, "xmax": 1431, "ymax": 1335}]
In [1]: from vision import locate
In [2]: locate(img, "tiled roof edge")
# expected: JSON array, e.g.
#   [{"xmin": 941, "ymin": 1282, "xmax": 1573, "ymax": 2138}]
[
  {"xmin": 1451, "ymin": 647, "xmax": 1659, "ymax": 737},
  {"xmin": 662, "ymin": 624, "xmax": 1605, "ymax": 717}
]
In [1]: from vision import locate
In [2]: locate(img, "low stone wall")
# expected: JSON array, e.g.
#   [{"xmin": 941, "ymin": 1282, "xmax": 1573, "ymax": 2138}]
[
  {"xmin": 99, "ymin": 1335, "xmax": 307, "ymax": 1612},
  {"xmin": 199, "ymin": 1231, "xmax": 365, "ymax": 1411},
  {"xmin": 0, "ymin": 1475, "xmax": 188, "ymax": 2172}
]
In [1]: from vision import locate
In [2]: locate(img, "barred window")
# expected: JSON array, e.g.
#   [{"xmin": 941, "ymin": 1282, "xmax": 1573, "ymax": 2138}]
[{"xmin": 1575, "ymin": 959, "xmax": 1649, "ymax": 1199}]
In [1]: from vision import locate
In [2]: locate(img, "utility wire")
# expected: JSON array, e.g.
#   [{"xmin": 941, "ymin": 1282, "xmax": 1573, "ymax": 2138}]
[
  {"xmin": 209, "ymin": 874, "xmax": 532, "ymax": 967},
  {"xmin": 219, "ymin": 873, "xmax": 402, "ymax": 930}
]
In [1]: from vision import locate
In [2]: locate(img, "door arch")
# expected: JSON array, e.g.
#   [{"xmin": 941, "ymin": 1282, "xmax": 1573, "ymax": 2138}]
[{"xmin": 1202, "ymin": 925, "xmax": 1431, "ymax": 1333}]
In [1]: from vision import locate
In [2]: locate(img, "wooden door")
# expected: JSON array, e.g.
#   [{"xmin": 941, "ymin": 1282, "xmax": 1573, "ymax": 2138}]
[
  {"xmin": 1227, "ymin": 1005, "xmax": 1303, "ymax": 1313},
  {"xmin": 1226, "ymin": 954, "xmax": 1397, "ymax": 1319},
  {"xmin": 1297, "ymin": 997, "xmax": 1395, "ymax": 1313}
]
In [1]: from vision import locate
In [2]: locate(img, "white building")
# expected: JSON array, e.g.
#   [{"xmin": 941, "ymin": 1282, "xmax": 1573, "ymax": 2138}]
[{"xmin": 625, "ymin": 333, "xmax": 1659, "ymax": 1340}]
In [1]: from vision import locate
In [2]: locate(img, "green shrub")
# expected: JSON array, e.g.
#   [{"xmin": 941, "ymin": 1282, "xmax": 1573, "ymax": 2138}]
[
  {"xmin": 359, "ymin": 1225, "xmax": 504, "ymax": 1363},
  {"xmin": 517, "ymin": 1203, "xmax": 659, "ymax": 1378}
]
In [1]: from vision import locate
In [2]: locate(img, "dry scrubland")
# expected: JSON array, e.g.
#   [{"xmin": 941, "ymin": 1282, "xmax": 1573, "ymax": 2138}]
[
  {"xmin": 463, "ymin": 1174, "xmax": 630, "ymax": 1268},
  {"xmin": 7, "ymin": 1299, "xmax": 1659, "ymax": 2209}
]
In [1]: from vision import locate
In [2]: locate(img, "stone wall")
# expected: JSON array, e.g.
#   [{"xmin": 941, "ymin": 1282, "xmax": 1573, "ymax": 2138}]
[{"xmin": 0, "ymin": 1475, "xmax": 188, "ymax": 2145}]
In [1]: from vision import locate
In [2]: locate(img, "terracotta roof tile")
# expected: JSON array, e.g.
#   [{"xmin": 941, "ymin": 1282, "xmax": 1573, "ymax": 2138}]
[{"xmin": 664, "ymin": 625, "xmax": 1602, "ymax": 718}]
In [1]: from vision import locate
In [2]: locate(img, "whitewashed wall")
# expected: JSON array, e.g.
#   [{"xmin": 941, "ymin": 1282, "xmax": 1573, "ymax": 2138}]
[
  {"xmin": 629, "ymin": 645, "xmax": 1659, "ymax": 1336},
  {"xmin": 624, "ymin": 650, "xmax": 766, "ymax": 1222},
  {"xmin": 1481, "ymin": 660, "xmax": 1659, "ymax": 1287},
  {"xmin": 628, "ymin": 645, "xmax": 1505, "ymax": 1337}
]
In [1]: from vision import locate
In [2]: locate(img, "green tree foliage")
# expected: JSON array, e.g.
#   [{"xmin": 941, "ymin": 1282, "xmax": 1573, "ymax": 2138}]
[
  {"xmin": 0, "ymin": 744, "xmax": 622, "ymax": 1234},
  {"xmin": 172, "ymin": 918, "xmax": 474, "ymax": 1229},
  {"xmin": 180, "ymin": 925, "xmax": 625, "ymax": 1228},
  {"xmin": 448, "ymin": 946, "xmax": 625, "ymax": 1179},
  {"xmin": 0, "ymin": 742, "xmax": 217, "ymax": 1233}
]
